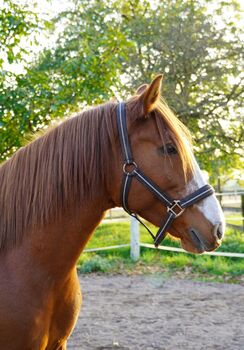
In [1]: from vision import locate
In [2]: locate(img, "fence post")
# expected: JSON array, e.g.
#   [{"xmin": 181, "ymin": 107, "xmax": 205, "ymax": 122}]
[{"xmin": 130, "ymin": 216, "xmax": 140, "ymax": 261}]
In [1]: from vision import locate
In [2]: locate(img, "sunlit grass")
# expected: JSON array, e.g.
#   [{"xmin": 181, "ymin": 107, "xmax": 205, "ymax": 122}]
[
  {"xmin": 78, "ymin": 223, "xmax": 244, "ymax": 283},
  {"xmin": 225, "ymin": 213, "xmax": 243, "ymax": 227},
  {"xmin": 87, "ymin": 222, "xmax": 131, "ymax": 248}
]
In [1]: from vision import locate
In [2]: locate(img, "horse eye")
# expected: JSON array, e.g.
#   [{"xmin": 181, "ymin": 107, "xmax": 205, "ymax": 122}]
[
  {"xmin": 166, "ymin": 144, "xmax": 177, "ymax": 154},
  {"xmin": 158, "ymin": 144, "xmax": 177, "ymax": 155}
]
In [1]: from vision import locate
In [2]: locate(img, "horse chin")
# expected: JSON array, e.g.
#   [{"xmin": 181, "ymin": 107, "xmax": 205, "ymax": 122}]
[
  {"xmin": 180, "ymin": 228, "xmax": 207, "ymax": 254},
  {"xmin": 180, "ymin": 227, "xmax": 221, "ymax": 254},
  {"xmin": 169, "ymin": 227, "xmax": 206, "ymax": 254},
  {"xmin": 181, "ymin": 239, "xmax": 205, "ymax": 254}
]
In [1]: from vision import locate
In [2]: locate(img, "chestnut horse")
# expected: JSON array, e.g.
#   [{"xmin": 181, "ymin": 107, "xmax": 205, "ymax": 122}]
[{"xmin": 0, "ymin": 75, "xmax": 224, "ymax": 349}]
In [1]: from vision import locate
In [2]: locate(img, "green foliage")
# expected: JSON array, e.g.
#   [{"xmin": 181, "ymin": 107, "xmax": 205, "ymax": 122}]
[
  {"xmin": 0, "ymin": 0, "xmax": 44, "ymax": 160},
  {"xmin": 114, "ymin": 0, "xmax": 243, "ymax": 175},
  {"xmin": 0, "ymin": 0, "xmax": 38, "ymax": 65},
  {"xmin": 0, "ymin": 0, "xmax": 243, "ymax": 181},
  {"xmin": 0, "ymin": 0, "xmax": 133, "ymax": 160}
]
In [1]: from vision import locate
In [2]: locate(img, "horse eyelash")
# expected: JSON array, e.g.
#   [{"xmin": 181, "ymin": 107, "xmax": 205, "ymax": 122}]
[{"xmin": 158, "ymin": 144, "xmax": 178, "ymax": 155}]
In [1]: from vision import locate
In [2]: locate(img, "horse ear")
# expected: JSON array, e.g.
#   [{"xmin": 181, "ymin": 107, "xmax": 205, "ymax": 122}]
[
  {"xmin": 140, "ymin": 74, "xmax": 163, "ymax": 114},
  {"xmin": 136, "ymin": 84, "xmax": 148, "ymax": 95}
]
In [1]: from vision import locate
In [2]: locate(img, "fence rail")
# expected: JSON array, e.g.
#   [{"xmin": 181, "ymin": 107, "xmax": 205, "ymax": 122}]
[{"xmin": 140, "ymin": 243, "xmax": 244, "ymax": 258}]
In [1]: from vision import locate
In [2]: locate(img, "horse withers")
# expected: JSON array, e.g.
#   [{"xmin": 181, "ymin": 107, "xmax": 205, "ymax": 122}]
[{"xmin": 0, "ymin": 75, "xmax": 225, "ymax": 349}]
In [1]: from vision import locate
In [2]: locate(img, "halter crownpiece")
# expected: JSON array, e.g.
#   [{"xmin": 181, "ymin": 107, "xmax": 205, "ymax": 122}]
[{"xmin": 116, "ymin": 102, "xmax": 214, "ymax": 247}]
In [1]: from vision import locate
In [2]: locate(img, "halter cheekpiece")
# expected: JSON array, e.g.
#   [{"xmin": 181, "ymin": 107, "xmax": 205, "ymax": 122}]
[{"xmin": 116, "ymin": 102, "xmax": 214, "ymax": 247}]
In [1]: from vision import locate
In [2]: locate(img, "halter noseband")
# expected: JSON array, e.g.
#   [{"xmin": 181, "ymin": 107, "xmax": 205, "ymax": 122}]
[{"xmin": 116, "ymin": 102, "xmax": 214, "ymax": 247}]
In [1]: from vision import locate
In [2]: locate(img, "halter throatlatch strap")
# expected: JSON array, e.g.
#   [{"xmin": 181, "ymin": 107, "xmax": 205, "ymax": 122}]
[{"xmin": 116, "ymin": 102, "xmax": 214, "ymax": 247}]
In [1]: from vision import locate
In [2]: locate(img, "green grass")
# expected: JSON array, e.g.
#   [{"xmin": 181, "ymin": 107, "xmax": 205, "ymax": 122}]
[
  {"xmin": 86, "ymin": 222, "xmax": 131, "ymax": 248},
  {"xmin": 77, "ymin": 223, "xmax": 244, "ymax": 284},
  {"xmin": 225, "ymin": 213, "xmax": 243, "ymax": 227},
  {"xmin": 79, "ymin": 255, "xmax": 112, "ymax": 273}
]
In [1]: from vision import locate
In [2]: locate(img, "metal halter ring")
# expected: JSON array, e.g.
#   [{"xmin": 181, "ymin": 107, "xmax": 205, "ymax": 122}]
[
  {"xmin": 123, "ymin": 161, "xmax": 138, "ymax": 176},
  {"xmin": 167, "ymin": 200, "xmax": 185, "ymax": 218}
]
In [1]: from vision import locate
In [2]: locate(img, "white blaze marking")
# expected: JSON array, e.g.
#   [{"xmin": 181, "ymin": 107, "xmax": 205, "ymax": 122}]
[{"xmin": 187, "ymin": 156, "xmax": 225, "ymax": 233}]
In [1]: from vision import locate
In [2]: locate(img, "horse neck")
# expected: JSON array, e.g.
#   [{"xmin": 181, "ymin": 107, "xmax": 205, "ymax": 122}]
[
  {"xmin": 9, "ymin": 189, "xmax": 112, "ymax": 281},
  {"xmin": 3, "ymin": 104, "xmax": 119, "ymax": 279}
]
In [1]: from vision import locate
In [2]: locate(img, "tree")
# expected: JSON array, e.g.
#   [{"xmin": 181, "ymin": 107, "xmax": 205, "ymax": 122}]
[
  {"xmin": 114, "ymin": 0, "xmax": 243, "ymax": 180},
  {"xmin": 0, "ymin": 0, "xmax": 132, "ymax": 160},
  {"xmin": 0, "ymin": 0, "xmax": 42, "ymax": 160},
  {"xmin": 1, "ymin": 0, "xmax": 243, "ymax": 184}
]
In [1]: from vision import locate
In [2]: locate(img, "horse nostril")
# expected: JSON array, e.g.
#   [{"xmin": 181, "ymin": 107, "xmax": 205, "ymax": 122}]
[{"xmin": 215, "ymin": 224, "xmax": 223, "ymax": 240}]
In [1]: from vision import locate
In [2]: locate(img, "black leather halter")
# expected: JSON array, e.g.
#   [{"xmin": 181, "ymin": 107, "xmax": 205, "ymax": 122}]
[{"xmin": 116, "ymin": 102, "xmax": 214, "ymax": 247}]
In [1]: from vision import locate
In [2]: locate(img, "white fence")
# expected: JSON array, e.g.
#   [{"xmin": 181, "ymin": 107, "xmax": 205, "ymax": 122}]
[{"xmin": 216, "ymin": 191, "xmax": 244, "ymax": 229}]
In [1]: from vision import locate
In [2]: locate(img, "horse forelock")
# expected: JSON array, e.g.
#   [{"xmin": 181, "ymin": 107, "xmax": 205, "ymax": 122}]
[{"xmin": 155, "ymin": 97, "xmax": 195, "ymax": 178}]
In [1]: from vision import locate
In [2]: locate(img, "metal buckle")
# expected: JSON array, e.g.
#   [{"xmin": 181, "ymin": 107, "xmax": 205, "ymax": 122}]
[
  {"xmin": 167, "ymin": 200, "xmax": 185, "ymax": 218},
  {"xmin": 123, "ymin": 161, "xmax": 138, "ymax": 176}
]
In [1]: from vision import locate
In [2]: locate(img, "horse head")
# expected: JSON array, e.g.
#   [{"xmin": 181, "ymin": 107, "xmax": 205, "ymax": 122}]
[{"xmin": 111, "ymin": 75, "xmax": 225, "ymax": 254}]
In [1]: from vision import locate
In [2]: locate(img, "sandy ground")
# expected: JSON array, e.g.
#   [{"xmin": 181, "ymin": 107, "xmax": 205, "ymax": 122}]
[{"xmin": 68, "ymin": 274, "xmax": 244, "ymax": 350}]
